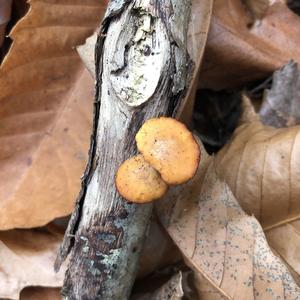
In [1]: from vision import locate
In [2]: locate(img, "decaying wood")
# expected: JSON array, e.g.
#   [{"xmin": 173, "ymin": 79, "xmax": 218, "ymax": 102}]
[{"xmin": 55, "ymin": 0, "xmax": 194, "ymax": 298}]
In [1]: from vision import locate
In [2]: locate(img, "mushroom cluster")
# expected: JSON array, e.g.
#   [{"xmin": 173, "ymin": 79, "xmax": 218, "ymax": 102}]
[{"xmin": 115, "ymin": 117, "xmax": 200, "ymax": 203}]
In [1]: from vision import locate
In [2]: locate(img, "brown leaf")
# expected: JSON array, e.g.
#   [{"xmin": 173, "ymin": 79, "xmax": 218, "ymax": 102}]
[
  {"xmin": 215, "ymin": 95, "xmax": 300, "ymax": 281},
  {"xmin": 199, "ymin": 0, "xmax": 300, "ymax": 89},
  {"xmin": 151, "ymin": 272, "xmax": 184, "ymax": 300},
  {"xmin": 257, "ymin": 64, "xmax": 300, "ymax": 282},
  {"xmin": 20, "ymin": 287, "xmax": 60, "ymax": 300},
  {"xmin": 260, "ymin": 61, "xmax": 300, "ymax": 127},
  {"xmin": 216, "ymin": 91, "xmax": 300, "ymax": 283},
  {"xmin": 0, "ymin": 229, "xmax": 65, "ymax": 299},
  {"xmin": 138, "ymin": 217, "xmax": 182, "ymax": 279},
  {"xmin": 131, "ymin": 272, "xmax": 184, "ymax": 300},
  {"xmin": 0, "ymin": 0, "xmax": 107, "ymax": 229},
  {"xmin": 0, "ymin": 0, "xmax": 12, "ymax": 47},
  {"xmin": 177, "ymin": 0, "xmax": 214, "ymax": 124},
  {"xmin": 266, "ymin": 222, "xmax": 300, "ymax": 282},
  {"xmin": 157, "ymin": 143, "xmax": 300, "ymax": 299},
  {"xmin": 243, "ymin": 0, "xmax": 282, "ymax": 20},
  {"xmin": 214, "ymin": 115, "xmax": 300, "ymax": 230}
]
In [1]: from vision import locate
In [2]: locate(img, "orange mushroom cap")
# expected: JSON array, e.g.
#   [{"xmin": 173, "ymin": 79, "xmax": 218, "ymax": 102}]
[
  {"xmin": 115, "ymin": 155, "xmax": 168, "ymax": 203},
  {"xmin": 136, "ymin": 117, "xmax": 200, "ymax": 185}
]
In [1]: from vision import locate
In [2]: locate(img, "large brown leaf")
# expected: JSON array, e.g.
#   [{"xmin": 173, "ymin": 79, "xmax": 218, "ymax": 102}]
[
  {"xmin": 157, "ymin": 142, "xmax": 300, "ymax": 299},
  {"xmin": 0, "ymin": 229, "xmax": 65, "ymax": 299},
  {"xmin": 0, "ymin": 0, "xmax": 107, "ymax": 229},
  {"xmin": 214, "ymin": 95, "xmax": 300, "ymax": 282},
  {"xmin": 199, "ymin": 0, "xmax": 300, "ymax": 89},
  {"xmin": 214, "ymin": 104, "xmax": 300, "ymax": 230},
  {"xmin": 258, "ymin": 62, "xmax": 300, "ymax": 282}
]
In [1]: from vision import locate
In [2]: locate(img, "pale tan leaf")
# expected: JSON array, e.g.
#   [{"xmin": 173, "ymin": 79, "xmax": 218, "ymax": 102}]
[
  {"xmin": 258, "ymin": 64, "xmax": 300, "ymax": 280},
  {"xmin": 0, "ymin": 0, "xmax": 107, "ymax": 229},
  {"xmin": 77, "ymin": 32, "xmax": 97, "ymax": 78},
  {"xmin": 215, "ymin": 94, "xmax": 300, "ymax": 282},
  {"xmin": 266, "ymin": 221, "xmax": 300, "ymax": 277},
  {"xmin": 243, "ymin": 0, "xmax": 284, "ymax": 19},
  {"xmin": 199, "ymin": 0, "xmax": 300, "ymax": 89},
  {"xmin": 157, "ymin": 142, "xmax": 300, "ymax": 299},
  {"xmin": 0, "ymin": 229, "xmax": 65, "ymax": 299},
  {"xmin": 214, "ymin": 120, "xmax": 300, "ymax": 230}
]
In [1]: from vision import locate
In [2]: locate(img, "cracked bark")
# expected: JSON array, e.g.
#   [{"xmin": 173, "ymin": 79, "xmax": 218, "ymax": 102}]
[{"xmin": 55, "ymin": 0, "xmax": 193, "ymax": 299}]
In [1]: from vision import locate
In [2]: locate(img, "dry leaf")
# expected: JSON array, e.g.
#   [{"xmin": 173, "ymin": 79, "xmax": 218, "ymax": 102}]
[
  {"xmin": 0, "ymin": 0, "xmax": 12, "ymax": 47},
  {"xmin": 243, "ymin": 0, "xmax": 284, "ymax": 19},
  {"xmin": 215, "ymin": 93, "xmax": 300, "ymax": 281},
  {"xmin": 0, "ymin": 229, "xmax": 65, "ymax": 299},
  {"xmin": 0, "ymin": 0, "xmax": 107, "ymax": 229},
  {"xmin": 257, "ymin": 64, "xmax": 300, "ymax": 282},
  {"xmin": 266, "ymin": 222, "xmax": 300, "ymax": 281},
  {"xmin": 214, "ymin": 112, "xmax": 300, "ymax": 230},
  {"xmin": 77, "ymin": 32, "xmax": 97, "ymax": 78},
  {"xmin": 20, "ymin": 287, "xmax": 60, "ymax": 300},
  {"xmin": 138, "ymin": 217, "xmax": 181, "ymax": 278},
  {"xmin": 260, "ymin": 61, "xmax": 300, "ymax": 127},
  {"xmin": 151, "ymin": 272, "xmax": 184, "ymax": 300},
  {"xmin": 180, "ymin": 0, "xmax": 214, "ymax": 125},
  {"xmin": 157, "ymin": 142, "xmax": 300, "ymax": 299},
  {"xmin": 131, "ymin": 272, "xmax": 184, "ymax": 300},
  {"xmin": 199, "ymin": 0, "xmax": 300, "ymax": 89}
]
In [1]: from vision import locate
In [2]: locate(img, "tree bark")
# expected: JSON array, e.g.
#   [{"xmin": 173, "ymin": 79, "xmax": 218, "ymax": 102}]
[{"xmin": 55, "ymin": 0, "xmax": 192, "ymax": 299}]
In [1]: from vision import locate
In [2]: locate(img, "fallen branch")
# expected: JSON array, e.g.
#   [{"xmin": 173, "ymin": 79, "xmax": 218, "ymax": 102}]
[{"xmin": 55, "ymin": 0, "xmax": 194, "ymax": 298}]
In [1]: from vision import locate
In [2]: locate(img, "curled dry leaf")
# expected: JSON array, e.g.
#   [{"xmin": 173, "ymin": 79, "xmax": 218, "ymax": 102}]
[
  {"xmin": 0, "ymin": 229, "xmax": 65, "ymax": 299},
  {"xmin": 157, "ymin": 142, "xmax": 300, "ymax": 299},
  {"xmin": 214, "ymin": 108, "xmax": 300, "ymax": 230},
  {"xmin": 0, "ymin": 0, "xmax": 107, "ymax": 229},
  {"xmin": 199, "ymin": 0, "xmax": 300, "ymax": 89}
]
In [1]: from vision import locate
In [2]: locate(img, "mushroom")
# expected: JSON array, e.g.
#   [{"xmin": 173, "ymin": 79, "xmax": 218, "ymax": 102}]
[
  {"xmin": 136, "ymin": 117, "xmax": 200, "ymax": 185},
  {"xmin": 115, "ymin": 154, "xmax": 168, "ymax": 203}
]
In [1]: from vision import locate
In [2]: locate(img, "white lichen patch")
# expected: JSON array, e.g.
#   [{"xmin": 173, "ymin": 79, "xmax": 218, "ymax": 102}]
[{"xmin": 109, "ymin": 10, "xmax": 170, "ymax": 107}]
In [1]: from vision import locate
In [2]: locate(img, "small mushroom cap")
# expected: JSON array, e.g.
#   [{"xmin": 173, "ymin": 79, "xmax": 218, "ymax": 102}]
[
  {"xmin": 115, "ymin": 155, "xmax": 168, "ymax": 203},
  {"xmin": 136, "ymin": 117, "xmax": 200, "ymax": 185}
]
